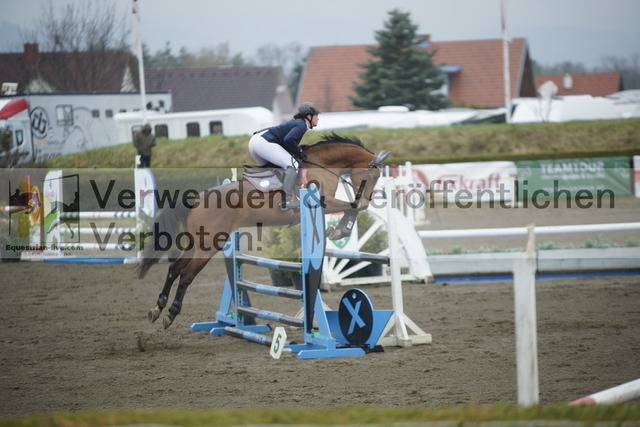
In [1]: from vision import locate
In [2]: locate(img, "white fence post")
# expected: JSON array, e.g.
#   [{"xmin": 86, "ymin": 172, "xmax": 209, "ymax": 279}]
[{"xmin": 513, "ymin": 224, "xmax": 539, "ymax": 406}]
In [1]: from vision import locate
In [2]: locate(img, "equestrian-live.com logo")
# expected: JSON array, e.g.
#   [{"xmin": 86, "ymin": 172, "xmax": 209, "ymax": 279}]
[{"xmin": 6, "ymin": 180, "xmax": 42, "ymax": 238}]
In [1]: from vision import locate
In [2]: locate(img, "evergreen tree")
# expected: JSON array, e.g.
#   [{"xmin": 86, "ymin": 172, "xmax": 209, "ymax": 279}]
[{"xmin": 351, "ymin": 10, "xmax": 448, "ymax": 110}]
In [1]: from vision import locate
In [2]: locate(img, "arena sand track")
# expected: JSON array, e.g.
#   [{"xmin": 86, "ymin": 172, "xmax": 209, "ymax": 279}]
[{"xmin": 1, "ymin": 198, "xmax": 639, "ymax": 418}]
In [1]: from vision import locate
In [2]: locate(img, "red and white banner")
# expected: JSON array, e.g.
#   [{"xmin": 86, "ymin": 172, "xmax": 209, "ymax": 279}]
[{"xmin": 412, "ymin": 161, "xmax": 517, "ymax": 203}]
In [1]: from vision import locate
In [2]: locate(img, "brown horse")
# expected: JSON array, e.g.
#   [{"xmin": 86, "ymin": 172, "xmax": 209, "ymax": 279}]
[{"xmin": 137, "ymin": 133, "xmax": 390, "ymax": 329}]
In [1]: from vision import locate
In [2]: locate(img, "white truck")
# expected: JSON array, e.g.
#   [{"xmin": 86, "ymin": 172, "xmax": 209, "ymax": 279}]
[{"xmin": 0, "ymin": 93, "xmax": 171, "ymax": 165}]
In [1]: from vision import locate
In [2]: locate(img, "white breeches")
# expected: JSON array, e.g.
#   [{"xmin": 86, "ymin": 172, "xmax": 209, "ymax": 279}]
[{"xmin": 248, "ymin": 133, "xmax": 299, "ymax": 170}]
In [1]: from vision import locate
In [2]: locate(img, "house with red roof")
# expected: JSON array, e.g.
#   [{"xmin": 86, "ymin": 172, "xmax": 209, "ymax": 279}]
[
  {"xmin": 297, "ymin": 37, "xmax": 537, "ymax": 112},
  {"xmin": 534, "ymin": 72, "xmax": 622, "ymax": 97}
]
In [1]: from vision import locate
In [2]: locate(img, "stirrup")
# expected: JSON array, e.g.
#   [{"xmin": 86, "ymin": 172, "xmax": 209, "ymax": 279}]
[{"xmin": 281, "ymin": 199, "xmax": 299, "ymax": 211}]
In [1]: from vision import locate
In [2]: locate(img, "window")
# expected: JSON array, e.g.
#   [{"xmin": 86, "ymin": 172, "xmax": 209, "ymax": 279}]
[
  {"xmin": 186, "ymin": 122, "xmax": 200, "ymax": 137},
  {"xmin": 15, "ymin": 129, "xmax": 24, "ymax": 146},
  {"xmin": 91, "ymin": 109, "xmax": 100, "ymax": 118},
  {"xmin": 155, "ymin": 124, "xmax": 168, "ymax": 138},
  {"xmin": 0, "ymin": 128, "xmax": 22, "ymax": 150},
  {"xmin": 209, "ymin": 121, "xmax": 223, "ymax": 135},
  {"xmin": 56, "ymin": 105, "xmax": 73, "ymax": 126},
  {"xmin": 0, "ymin": 128, "xmax": 11, "ymax": 151},
  {"xmin": 105, "ymin": 109, "xmax": 113, "ymax": 118}
]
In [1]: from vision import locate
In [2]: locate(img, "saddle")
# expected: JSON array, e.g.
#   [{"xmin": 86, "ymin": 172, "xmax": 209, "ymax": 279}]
[{"xmin": 242, "ymin": 164, "xmax": 286, "ymax": 192}]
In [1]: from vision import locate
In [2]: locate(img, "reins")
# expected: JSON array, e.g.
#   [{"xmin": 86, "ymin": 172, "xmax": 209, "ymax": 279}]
[
  {"xmin": 300, "ymin": 157, "xmax": 384, "ymax": 208},
  {"xmin": 300, "ymin": 157, "xmax": 381, "ymax": 193}
]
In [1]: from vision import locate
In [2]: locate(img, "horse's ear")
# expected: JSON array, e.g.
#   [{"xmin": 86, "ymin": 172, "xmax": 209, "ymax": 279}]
[{"xmin": 375, "ymin": 150, "xmax": 391, "ymax": 164}]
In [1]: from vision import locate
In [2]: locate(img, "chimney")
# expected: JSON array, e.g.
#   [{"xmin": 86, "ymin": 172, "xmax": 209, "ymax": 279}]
[
  {"xmin": 563, "ymin": 73, "xmax": 573, "ymax": 91},
  {"xmin": 23, "ymin": 43, "xmax": 40, "ymax": 66},
  {"xmin": 416, "ymin": 34, "xmax": 431, "ymax": 47}
]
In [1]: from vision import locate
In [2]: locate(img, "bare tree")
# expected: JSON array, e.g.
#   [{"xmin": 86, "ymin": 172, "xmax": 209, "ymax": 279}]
[
  {"xmin": 255, "ymin": 43, "xmax": 305, "ymax": 75},
  {"xmin": 142, "ymin": 40, "xmax": 305, "ymax": 97},
  {"xmin": 187, "ymin": 44, "xmax": 236, "ymax": 68},
  {"xmin": 598, "ymin": 54, "xmax": 640, "ymax": 90},
  {"xmin": 21, "ymin": 0, "xmax": 132, "ymax": 92},
  {"xmin": 532, "ymin": 60, "xmax": 589, "ymax": 76},
  {"xmin": 145, "ymin": 42, "xmax": 249, "ymax": 69},
  {"xmin": 254, "ymin": 43, "xmax": 306, "ymax": 98}
]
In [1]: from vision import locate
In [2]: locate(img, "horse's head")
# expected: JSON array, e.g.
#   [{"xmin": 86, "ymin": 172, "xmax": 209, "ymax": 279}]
[
  {"xmin": 348, "ymin": 149, "xmax": 391, "ymax": 211},
  {"xmin": 302, "ymin": 133, "xmax": 391, "ymax": 212}
]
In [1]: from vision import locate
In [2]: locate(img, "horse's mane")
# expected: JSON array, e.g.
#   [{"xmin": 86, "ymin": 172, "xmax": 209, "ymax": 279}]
[{"xmin": 302, "ymin": 132, "xmax": 374, "ymax": 154}]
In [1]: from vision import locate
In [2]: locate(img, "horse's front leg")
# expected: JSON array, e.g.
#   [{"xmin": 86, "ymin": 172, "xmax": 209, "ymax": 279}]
[
  {"xmin": 325, "ymin": 209, "xmax": 360, "ymax": 240},
  {"xmin": 319, "ymin": 193, "xmax": 367, "ymax": 240},
  {"xmin": 319, "ymin": 193, "xmax": 362, "ymax": 214},
  {"xmin": 149, "ymin": 257, "xmax": 188, "ymax": 323}
]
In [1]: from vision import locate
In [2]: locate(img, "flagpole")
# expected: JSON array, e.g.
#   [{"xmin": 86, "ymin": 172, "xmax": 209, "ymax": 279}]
[
  {"xmin": 132, "ymin": 0, "xmax": 147, "ymax": 124},
  {"xmin": 501, "ymin": 0, "xmax": 512, "ymax": 124}
]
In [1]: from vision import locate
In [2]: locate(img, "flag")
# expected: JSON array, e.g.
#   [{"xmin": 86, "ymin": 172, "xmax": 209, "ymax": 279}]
[
  {"xmin": 501, "ymin": 0, "xmax": 512, "ymax": 123},
  {"xmin": 501, "ymin": 0, "xmax": 511, "ymax": 42},
  {"xmin": 131, "ymin": 0, "xmax": 148, "ymax": 119},
  {"xmin": 132, "ymin": 0, "xmax": 143, "ymax": 58}
]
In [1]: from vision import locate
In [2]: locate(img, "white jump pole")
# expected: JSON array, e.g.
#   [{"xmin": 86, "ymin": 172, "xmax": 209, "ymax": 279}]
[
  {"xmin": 571, "ymin": 378, "xmax": 640, "ymax": 405},
  {"xmin": 378, "ymin": 177, "xmax": 432, "ymax": 347},
  {"xmin": 513, "ymin": 224, "xmax": 539, "ymax": 406}
]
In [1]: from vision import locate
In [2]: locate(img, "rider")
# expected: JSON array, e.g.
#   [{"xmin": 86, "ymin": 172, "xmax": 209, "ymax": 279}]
[{"xmin": 249, "ymin": 102, "xmax": 321, "ymax": 210}]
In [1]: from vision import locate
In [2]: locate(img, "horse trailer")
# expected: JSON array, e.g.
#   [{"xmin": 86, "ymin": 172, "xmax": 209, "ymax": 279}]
[
  {"xmin": 0, "ymin": 92, "xmax": 171, "ymax": 165},
  {"xmin": 113, "ymin": 107, "xmax": 275, "ymax": 142}
]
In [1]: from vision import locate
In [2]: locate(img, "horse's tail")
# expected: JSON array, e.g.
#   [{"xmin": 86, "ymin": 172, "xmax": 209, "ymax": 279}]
[{"xmin": 136, "ymin": 203, "xmax": 189, "ymax": 279}]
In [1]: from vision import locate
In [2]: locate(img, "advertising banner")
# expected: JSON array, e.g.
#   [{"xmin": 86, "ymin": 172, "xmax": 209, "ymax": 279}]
[
  {"xmin": 411, "ymin": 161, "xmax": 517, "ymax": 204},
  {"xmin": 516, "ymin": 157, "xmax": 631, "ymax": 200}
]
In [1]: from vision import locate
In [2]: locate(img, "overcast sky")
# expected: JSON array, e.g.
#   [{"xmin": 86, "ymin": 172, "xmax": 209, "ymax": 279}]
[{"xmin": 2, "ymin": 0, "xmax": 639, "ymax": 68}]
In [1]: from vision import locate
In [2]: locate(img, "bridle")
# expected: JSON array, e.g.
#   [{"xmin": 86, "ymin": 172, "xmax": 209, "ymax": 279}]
[{"xmin": 301, "ymin": 150, "xmax": 391, "ymax": 207}]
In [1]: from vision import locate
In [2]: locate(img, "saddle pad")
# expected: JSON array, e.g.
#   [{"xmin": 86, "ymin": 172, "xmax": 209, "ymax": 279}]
[
  {"xmin": 244, "ymin": 175, "xmax": 283, "ymax": 192},
  {"xmin": 242, "ymin": 165, "xmax": 284, "ymax": 192}
]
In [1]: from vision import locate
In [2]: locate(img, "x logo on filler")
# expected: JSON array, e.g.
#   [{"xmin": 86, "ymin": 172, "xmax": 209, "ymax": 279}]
[{"xmin": 341, "ymin": 297, "xmax": 364, "ymax": 335}]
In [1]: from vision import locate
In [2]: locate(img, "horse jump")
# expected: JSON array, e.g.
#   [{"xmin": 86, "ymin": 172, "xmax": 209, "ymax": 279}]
[
  {"xmin": 39, "ymin": 168, "xmax": 156, "ymax": 263},
  {"xmin": 571, "ymin": 378, "xmax": 640, "ymax": 405},
  {"xmin": 191, "ymin": 184, "xmax": 393, "ymax": 359}
]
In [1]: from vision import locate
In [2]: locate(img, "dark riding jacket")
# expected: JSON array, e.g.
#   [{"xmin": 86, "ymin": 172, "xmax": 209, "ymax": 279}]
[{"xmin": 258, "ymin": 118, "xmax": 307, "ymax": 157}]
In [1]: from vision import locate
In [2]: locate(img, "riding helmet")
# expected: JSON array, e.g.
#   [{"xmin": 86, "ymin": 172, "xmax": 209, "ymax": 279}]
[{"xmin": 298, "ymin": 102, "xmax": 321, "ymax": 116}]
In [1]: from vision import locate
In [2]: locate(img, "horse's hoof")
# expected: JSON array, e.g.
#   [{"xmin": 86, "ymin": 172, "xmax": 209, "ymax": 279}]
[
  {"xmin": 163, "ymin": 316, "xmax": 173, "ymax": 329},
  {"xmin": 149, "ymin": 307, "xmax": 160, "ymax": 323},
  {"xmin": 326, "ymin": 226, "xmax": 339, "ymax": 241},
  {"xmin": 326, "ymin": 226, "xmax": 345, "ymax": 241}
]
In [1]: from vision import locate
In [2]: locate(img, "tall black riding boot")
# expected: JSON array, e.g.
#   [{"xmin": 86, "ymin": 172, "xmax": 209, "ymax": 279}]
[{"xmin": 281, "ymin": 167, "xmax": 299, "ymax": 211}]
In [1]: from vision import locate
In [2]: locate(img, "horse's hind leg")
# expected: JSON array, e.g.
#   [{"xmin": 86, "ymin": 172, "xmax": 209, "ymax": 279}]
[
  {"xmin": 162, "ymin": 257, "xmax": 210, "ymax": 329},
  {"xmin": 149, "ymin": 256, "xmax": 189, "ymax": 323}
]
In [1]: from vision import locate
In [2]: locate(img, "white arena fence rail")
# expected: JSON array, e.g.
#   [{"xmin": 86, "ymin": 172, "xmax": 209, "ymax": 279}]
[
  {"xmin": 419, "ymin": 222, "xmax": 640, "ymax": 239},
  {"xmin": 419, "ymin": 223, "xmax": 640, "ymax": 276}
]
